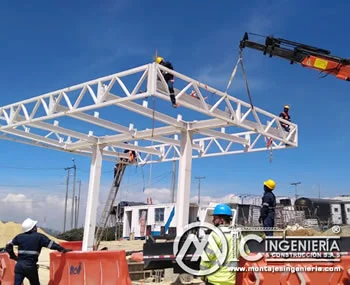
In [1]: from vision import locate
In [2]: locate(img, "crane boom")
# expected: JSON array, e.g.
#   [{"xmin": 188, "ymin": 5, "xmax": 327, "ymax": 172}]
[{"xmin": 239, "ymin": 32, "xmax": 350, "ymax": 81}]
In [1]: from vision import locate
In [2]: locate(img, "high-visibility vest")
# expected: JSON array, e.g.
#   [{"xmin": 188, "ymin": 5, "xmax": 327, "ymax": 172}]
[{"xmin": 199, "ymin": 226, "xmax": 242, "ymax": 285}]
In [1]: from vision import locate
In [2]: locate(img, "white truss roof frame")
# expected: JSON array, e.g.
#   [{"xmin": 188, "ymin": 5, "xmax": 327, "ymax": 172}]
[{"xmin": 0, "ymin": 63, "xmax": 298, "ymax": 163}]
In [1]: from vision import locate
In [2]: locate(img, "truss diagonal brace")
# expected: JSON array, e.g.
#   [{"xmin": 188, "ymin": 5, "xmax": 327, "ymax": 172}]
[
  {"xmin": 2, "ymin": 128, "xmax": 64, "ymax": 147},
  {"xmin": 198, "ymin": 129, "xmax": 248, "ymax": 145}
]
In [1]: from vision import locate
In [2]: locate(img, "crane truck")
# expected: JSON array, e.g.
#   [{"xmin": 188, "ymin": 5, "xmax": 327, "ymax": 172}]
[
  {"xmin": 140, "ymin": 33, "xmax": 350, "ymax": 283},
  {"xmin": 239, "ymin": 32, "xmax": 350, "ymax": 81}
]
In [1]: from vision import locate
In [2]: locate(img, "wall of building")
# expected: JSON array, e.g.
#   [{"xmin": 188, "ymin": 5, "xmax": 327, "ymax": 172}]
[
  {"xmin": 122, "ymin": 203, "xmax": 200, "ymax": 238},
  {"xmin": 122, "ymin": 203, "xmax": 176, "ymax": 239}
]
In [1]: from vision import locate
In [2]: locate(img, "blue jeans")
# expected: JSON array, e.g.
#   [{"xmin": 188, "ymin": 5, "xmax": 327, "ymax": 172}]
[
  {"xmin": 166, "ymin": 80, "xmax": 176, "ymax": 104},
  {"xmin": 282, "ymin": 125, "xmax": 290, "ymax": 132}
]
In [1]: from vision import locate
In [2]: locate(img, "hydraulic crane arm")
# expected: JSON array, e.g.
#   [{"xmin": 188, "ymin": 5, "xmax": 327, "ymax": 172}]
[{"xmin": 239, "ymin": 32, "xmax": 350, "ymax": 81}]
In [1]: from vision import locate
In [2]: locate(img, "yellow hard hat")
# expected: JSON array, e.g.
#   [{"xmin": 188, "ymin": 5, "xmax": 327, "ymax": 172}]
[
  {"xmin": 264, "ymin": 179, "xmax": 276, "ymax": 190},
  {"xmin": 155, "ymin": 56, "xmax": 164, "ymax": 64},
  {"xmin": 284, "ymin": 105, "xmax": 290, "ymax": 109}
]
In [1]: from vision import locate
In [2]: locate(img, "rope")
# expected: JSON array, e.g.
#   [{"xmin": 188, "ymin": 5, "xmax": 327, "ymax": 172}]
[
  {"xmin": 141, "ymin": 164, "xmax": 146, "ymax": 192},
  {"xmin": 270, "ymin": 148, "xmax": 273, "ymax": 163}
]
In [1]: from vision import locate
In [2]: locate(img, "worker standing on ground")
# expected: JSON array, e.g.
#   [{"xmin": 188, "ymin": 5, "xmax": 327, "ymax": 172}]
[
  {"xmin": 200, "ymin": 204, "xmax": 240, "ymax": 285},
  {"xmin": 155, "ymin": 56, "xmax": 178, "ymax": 108},
  {"xmin": 259, "ymin": 179, "xmax": 276, "ymax": 236},
  {"xmin": 5, "ymin": 218, "xmax": 72, "ymax": 285},
  {"xmin": 279, "ymin": 105, "xmax": 291, "ymax": 132}
]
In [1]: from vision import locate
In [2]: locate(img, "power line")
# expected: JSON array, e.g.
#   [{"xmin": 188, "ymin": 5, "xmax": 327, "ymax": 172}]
[
  {"xmin": 0, "ymin": 165, "xmax": 69, "ymax": 170},
  {"xmin": 0, "ymin": 183, "xmax": 66, "ymax": 188}
]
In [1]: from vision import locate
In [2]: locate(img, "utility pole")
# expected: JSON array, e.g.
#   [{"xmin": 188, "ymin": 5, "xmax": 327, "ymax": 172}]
[
  {"xmin": 63, "ymin": 160, "xmax": 76, "ymax": 233},
  {"xmin": 318, "ymin": 183, "xmax": 321, "ymax": 199},
  {"xmin": 75, "ymin": 180, "xmax": 82, "ymax": 228},
  {"xmin": 239, "ymin": 194, "xmax": 249, "ymax": 204},
  {"xmin": 71, "ymin": 159, "xmax": 77, "ymax": 230},
  {"xmin": 195, "ymin": 176, "xmax": 205, "ymax": 205},
  {"xmin": 171, "ymin": 160, "xmax": 177, "ymax": 203},
  {"xmin": 63, "ymin": 168, "xmax": 70, "ymax": 233},
  {"xmin": 290, "ymin": 182, "xmax": 301, "ymax": 200}
]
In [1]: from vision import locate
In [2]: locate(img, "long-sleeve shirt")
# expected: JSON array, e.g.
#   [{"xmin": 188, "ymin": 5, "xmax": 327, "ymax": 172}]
[
  {"xmin": 160, "ymin": 61, "xmax": 174, "ymax": 81},
  {"xmin": 6, "ymin": 232, "xmax": 65, "ymax": 266},
  {"xmin": 260, "ymin": 190, "xmax": 276, "ymax": 218}
]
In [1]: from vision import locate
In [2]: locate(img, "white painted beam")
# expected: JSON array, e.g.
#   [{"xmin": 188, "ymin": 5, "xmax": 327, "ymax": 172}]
[{"xmin": 82, "ymin": 144, "xmax": 103, "ymax": 251}]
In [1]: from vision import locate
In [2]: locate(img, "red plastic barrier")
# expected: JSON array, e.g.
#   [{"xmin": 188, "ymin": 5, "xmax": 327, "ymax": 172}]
[
  {"xmin": 0, "ymin": 253, "xmax": 16, "ymax": 285},
  {"xmin": 49, "ymin": 250, "xmax": 132, "ymax": 285},
  {"xmin": 59, "ymin": 241, "xmax": 83, "ymax": 251}
]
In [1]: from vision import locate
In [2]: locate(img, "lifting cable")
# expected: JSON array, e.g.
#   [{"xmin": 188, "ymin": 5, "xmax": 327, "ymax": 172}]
[
  {"xmin": 138, "ymin": 92, "xmax": 156, "ymax": 192},
  {"xmin": 226, "ymin": 49, "xmax": 273, "ymax": 162},
  {"xmin": 239, "ymin": 49, "xmax": 255, "ymax": 109},
  {"xmin": 224, "ymin": 50, "xmax": 255, "ymax": 109}
]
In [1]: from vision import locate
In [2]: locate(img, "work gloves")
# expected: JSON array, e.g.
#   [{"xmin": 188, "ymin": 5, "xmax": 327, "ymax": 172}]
[{"xmin": 61, "ymin": 248, "xmax": 73, "ymax": 253}]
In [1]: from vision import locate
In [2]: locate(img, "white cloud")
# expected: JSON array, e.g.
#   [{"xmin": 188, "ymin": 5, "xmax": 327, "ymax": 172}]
[
  {"xmin": 0, "ymin": 191, "xmax": 83, "ymax": 232},
  {"xmin": 116, "ymin": 187, "xmax": 172, "ymax": 205},
  {"xmin": 0, "ymin": 185, "xmax": 261, "ymax": 232},
  {"xmin": 191, "ymin": 193, "xmax": 261, "ymax": 206},
  {"xmin": 2, "ymin": 193, "xmax": 33, "ymax": 213}
]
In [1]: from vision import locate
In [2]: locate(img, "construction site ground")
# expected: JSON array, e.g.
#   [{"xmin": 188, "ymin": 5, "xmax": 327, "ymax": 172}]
[{"xmin": 1, "ymin": 222, "xmax": 350, "ymax": 284}]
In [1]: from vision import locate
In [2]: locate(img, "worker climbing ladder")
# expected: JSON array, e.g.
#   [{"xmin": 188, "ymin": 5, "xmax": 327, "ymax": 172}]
[{"xmin": 95, "ymin": 162, "xmax": 127, "ymax": 249}]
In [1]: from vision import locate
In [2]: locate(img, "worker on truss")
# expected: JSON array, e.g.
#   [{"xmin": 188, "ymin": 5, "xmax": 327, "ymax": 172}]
[
  {"xmin": 155, "ymin": 56, "xmax": 178, "ymax": 108},
  {"xmin": 259, "ymin": 179, "xmax": 277, "ymax": 236},
  {"xmin": 200, "ymin": 204, "xmax": 244, "ymax": 285},
  {"xmin": 5, "ymin": 218, "xmax": 72, "ymax": 285},
  {"xmin": 279, "ymin": 105, "xmax": 291, "ymax": 132}
]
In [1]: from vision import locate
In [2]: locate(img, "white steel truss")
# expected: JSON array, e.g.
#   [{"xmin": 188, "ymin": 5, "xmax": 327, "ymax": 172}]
[
  {"xmin": 0, "ymin": 62, "xmax": 298, "ymax": 249},
  {"xmin": 0, "ymin": 63, "xmax": 297, "ymax": 162}
]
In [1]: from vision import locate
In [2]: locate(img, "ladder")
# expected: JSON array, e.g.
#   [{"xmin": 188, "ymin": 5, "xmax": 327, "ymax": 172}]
[{"xmin": 95, "ymin": 162, "xmax": 127, "ymax": 249}]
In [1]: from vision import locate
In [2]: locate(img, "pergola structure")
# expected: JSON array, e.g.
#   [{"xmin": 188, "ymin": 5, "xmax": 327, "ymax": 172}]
[{"xmin": 0, "ymin": 62, "xmax": 298, "ymax": 250}]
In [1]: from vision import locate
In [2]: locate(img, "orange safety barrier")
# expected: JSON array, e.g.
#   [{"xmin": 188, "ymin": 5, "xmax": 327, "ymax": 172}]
[
  {"xmin": 58, "ymin": 241, "xmax": 96, "ymax": 251},
  {"xmin": 130, "ymin": 252, "xmax": 143, "ymax": 262},
  {"xmin": 238, "ymin": 254, "xmax": 350, "ymax": 285},
  {"xmin": 59, "ymin": 241, "xmax": 83, "ymax": 251},
  {"xmin": 0, "ymin": 253, "xmax": 16, "ymax": 285},
  {"xmin": 49, "ymin": 250, "xmax": 132, "ymax": 285}
]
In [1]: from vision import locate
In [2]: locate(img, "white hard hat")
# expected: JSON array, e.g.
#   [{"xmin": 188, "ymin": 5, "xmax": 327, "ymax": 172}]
[{"xmin": 22, "ymin": 218, "xmax": 38, "ymax": 233}]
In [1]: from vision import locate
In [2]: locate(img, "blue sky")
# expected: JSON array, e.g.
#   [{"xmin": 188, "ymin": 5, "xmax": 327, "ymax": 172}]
[{"xmin": 0, "ymin": 1, "xmax": 349, "ymax": 230}]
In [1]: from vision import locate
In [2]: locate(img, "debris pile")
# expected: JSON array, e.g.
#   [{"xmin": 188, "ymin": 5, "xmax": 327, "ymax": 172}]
[{"xmin": 0, "ymin": 221, "xmax": 62, "ymax": 246}]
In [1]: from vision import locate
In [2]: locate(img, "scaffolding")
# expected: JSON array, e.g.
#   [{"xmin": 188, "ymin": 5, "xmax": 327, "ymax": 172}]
[{"xmin": 0, "ymin": 62, "xmax": 298, "ymax": 250}]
